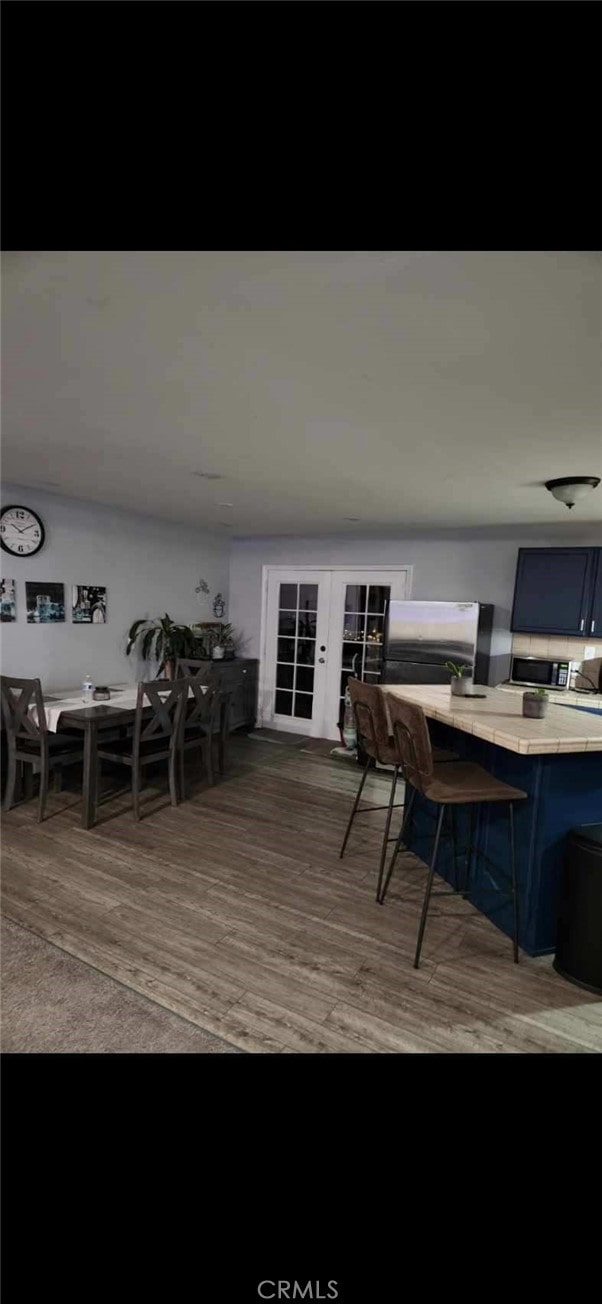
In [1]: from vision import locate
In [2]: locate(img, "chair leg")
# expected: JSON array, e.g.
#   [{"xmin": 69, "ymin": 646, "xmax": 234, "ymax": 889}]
[
  {"xmin": 204, "ymin": 737, "xmax": 214, "ymax": 786},
  {"xmin": 179, "ymin": 745, "xmax": 186, "ymax": 801},
  {"xmin": 52, "ymin": 766, "xmax": 63, "ymax": 794},
  {"xmin": 450, "ymin": 806, "xmax": 459, "ymax": 891},
  {"xmin": 339, "ymin": 757, "xmax": 370, "ymax": 859},
  {"xmin": 132, "ymin": 763, "xmax": 141, "ymax": 821},
  {"xmin": 3, "ymin": 747, "xmax": 17, "ymax": 810},
  {"xmin": 24, "ymin": 764, "xmax": 34, "ymax": 800},
  {"xmin": 414, "ymin": 804, "xmax": 445, "ymax": 969},
  {"xmin": 375, "ymin": 767, "xmax": 399, "ymax": 903},
  {"xmin": 218, "ymin": 728, "xmax": 227, "ymax": 776},
  {"xmin": 38, "ymin": 749, "xmax": 49, "ymax": 823},
  {"xmin": 379, "ymin": 783, "xmax": 416, "ymax": 905},
  {"xmin": 508, "ymin": 802, "xmax": 519, "ymax": 964},
  {"xmin": 168, "ymin": 751, "xmax": 179, "ymax": 808}
]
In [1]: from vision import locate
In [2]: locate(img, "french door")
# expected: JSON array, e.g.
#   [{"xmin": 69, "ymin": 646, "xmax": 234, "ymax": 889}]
[{"xmin": 261, "ymin": 567, "xmax": 410, "ymax": 739}]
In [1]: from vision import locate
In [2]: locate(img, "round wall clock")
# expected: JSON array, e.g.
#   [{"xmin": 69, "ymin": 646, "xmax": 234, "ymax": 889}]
[{"xmin": 1, "ymin": 505, "xmax": 46, "ymax": 557}]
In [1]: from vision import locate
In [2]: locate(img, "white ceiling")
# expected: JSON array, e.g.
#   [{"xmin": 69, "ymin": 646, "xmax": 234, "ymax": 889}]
[{"xmin": 2, "ymin": 250, "xmax": 601, "ymax": 535}]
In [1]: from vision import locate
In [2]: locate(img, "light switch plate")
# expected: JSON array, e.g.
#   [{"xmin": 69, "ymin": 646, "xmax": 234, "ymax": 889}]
[{"xmin": 583, "ymin": 645, "xmax": 596, "ymax": 660}]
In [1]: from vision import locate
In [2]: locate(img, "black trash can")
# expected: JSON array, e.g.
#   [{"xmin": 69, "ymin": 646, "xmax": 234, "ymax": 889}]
[{"xmin": 553, "ymin": 823, "xmax": 602, "ymax": 996}]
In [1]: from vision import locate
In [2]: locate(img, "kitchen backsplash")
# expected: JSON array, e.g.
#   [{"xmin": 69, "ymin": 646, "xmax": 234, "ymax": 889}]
[{"xmin": 512, "ymin": 634, "xmax": 602, "ymax": 660}]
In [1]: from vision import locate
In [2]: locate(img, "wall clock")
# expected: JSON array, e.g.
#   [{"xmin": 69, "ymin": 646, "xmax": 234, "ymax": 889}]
[{"xmin": 1, "ymin": 505, "xmax": 46, "ymax": 557}]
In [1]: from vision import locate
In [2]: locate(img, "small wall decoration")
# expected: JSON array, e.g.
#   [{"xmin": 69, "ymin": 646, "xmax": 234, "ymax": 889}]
[
  {"xmin": 72, "ymin": 585, "xmax": 107, "ymax": 623},
  {"xmin": 1, "ymin": 578, "xmax": 17, "ymax": 622},
  {"xmin": 212, "ymin": 592, "xmax": 226, "ymax": 618},
  {"xmin": 26, "ymin": 581, "xmax": 65, "ymax": 624}
]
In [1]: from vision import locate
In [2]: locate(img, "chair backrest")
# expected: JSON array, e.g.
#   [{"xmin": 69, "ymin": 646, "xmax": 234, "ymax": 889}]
[
  {"xmin": 347, "ymin": 678, "xmax": 391, "ymax": 764},
  {"xmin": 184, "ymin": 677, "xmax": 220, "ymax": 732},
  {"xmin": 132, "ymin": 678, "xmax": 189, "ymax": 754},
  {"xmin": 386, "ymin": 695, "xmax": 434, "ymax": 794},
  {"xmin": 0, "ymin": 676, "xmax": 47, "ymax": 743},
  {"xmin": 174, "ymin": 657, "xmax": 212, "ymax": 683}
]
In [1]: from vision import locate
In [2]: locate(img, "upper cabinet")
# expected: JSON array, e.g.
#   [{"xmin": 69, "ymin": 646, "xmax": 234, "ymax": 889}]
[
  {"xmin": 511, "ymin": 548, "xmax": 601, "ymax": 635},
  {"xmin": 590, "ymin": 551, "xmax": 602, "ymax": 638}
]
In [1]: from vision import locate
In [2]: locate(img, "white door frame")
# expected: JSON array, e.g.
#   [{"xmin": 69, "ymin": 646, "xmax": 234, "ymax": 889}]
[{"xmin": 258, "ymin": 564, "xmax": 413, "ymax": 735}]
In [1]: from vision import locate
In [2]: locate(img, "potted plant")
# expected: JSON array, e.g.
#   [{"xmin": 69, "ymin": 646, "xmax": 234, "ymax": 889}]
[
  {"xmin": 126, "ymin": 613, "xmax": 198, "ymax": 679},
  {"xmin": 207, "ymin": 622, "xmax": 237, "ymax": 660},
  {"xmin": 522, "ymin": 687, "xmax": 549, "ymax": 719},
  {"xmin": 444, "ymin": 660, "xmax": 473, "ymax": 696}
]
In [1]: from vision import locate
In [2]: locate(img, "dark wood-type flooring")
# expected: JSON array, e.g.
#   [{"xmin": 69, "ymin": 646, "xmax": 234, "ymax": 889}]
[{"xmin": 2, "ymin": 736, "xmax": 601, "ymax": 1053}]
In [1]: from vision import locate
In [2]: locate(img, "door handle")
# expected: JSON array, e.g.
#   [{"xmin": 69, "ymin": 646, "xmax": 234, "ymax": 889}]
[
  {"xmin": 318, "ymin": 657, "xmax": 326, "ymax": 664},
  {"xmin": 591, "ymin": 620, "xmax": 596, "ymax": 634},
  {"xmin": 580, "ymin": 618, "xmax": 585, "ymax": 631}
]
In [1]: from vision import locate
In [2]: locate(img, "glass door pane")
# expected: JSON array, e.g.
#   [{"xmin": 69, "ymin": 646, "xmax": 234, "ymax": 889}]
[
  {"xmin": 338, "ymin": 584, "xmax": 390, "ymax": 723},
  {"xmin": 274, "ymin": 581, "xmax": 319, "ymax": 721}
]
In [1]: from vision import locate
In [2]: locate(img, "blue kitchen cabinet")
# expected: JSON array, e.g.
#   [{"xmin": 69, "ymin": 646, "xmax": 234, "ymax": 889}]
[
  {"xmin": 589, "ymin": 550, "xmax": 602, "ymax": 639},
  {"xmin": 511, "ymin": 547, "xmax": 599, "ymax": 635}
]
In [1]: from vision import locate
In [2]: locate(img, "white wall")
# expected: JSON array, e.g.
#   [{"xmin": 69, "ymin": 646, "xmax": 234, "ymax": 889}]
[
  {"xmin": 228, "ymin": 525, "xmax": 602, "ymax": 685},
  {"xmin": 1, "ymin": 485, "xmax": 230, "ymax": 690}
]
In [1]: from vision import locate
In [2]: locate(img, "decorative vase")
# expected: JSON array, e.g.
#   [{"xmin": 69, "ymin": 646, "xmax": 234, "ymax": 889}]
[
  {"xmin": 212, "ymin": 646, "xmax": 225, "ymax": 660},
  {"xmin": 450, "ymin": 676, "xmax": 473, "ymax": 697},
  {"xmin": 522, "ymin": 692, "xmax": 548, "ymax": 719}
]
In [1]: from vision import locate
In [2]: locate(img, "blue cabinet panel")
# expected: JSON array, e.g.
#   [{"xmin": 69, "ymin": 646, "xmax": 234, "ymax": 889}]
[
  {"xmin": 511, "ymin": 548, "xmax": 597, "ymax": 635},
  {"xmin": 590, "ymin": 551, "xmax": 602, "ymax": 638}
]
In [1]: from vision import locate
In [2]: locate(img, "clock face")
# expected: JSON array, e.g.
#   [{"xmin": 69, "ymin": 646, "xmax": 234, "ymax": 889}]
[{"xmin": 1, "ymin": 505, "xmax": 45, "ymax": 557}]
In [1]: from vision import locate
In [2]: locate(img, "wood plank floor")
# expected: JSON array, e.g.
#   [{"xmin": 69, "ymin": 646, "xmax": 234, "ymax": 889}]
[{"xmin": 2, "ymin": 736, "xmax": 601, "ymax": 1054}]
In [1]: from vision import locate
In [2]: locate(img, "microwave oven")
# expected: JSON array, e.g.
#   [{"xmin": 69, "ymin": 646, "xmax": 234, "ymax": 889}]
[{"xmin": 509, "ymin": 655, "xmax": 572, "ymax": 690}]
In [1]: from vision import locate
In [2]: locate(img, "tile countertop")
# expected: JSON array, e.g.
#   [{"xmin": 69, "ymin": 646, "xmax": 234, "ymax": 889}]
[{"xmin": 381, "ymin": 684, "xmax": 602, "ymax": 756}]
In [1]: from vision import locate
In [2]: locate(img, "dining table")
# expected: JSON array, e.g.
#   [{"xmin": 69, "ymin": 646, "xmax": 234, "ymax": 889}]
[{"xmin": 35, "ymin": 682, "xmax": 207, "ymax": 830}]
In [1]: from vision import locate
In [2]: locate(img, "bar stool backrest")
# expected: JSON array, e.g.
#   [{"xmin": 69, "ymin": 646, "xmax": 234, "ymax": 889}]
[
  {"xmin": 348, "ymin": 678, "xmax": 391, "ymax": 765},
  {"xmin": 1, "ymin": 675, "xmax": 47, "ymax": 742},
  {"xmin": 387, "ymin": 695, "xmax": 434, "ymax": 794}
]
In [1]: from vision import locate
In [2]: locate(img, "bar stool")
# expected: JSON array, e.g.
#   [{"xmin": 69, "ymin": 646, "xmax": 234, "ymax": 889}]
[
  {"xmin": 339, "ymin": 679, "xmax": 458, "ymax": 902},
  {"xmin": 380, "ymin": 695, "xmax": 528, "ymax": 968}
]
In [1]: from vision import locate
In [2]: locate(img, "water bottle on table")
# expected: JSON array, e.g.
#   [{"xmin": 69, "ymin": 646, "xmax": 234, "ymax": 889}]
[{"xmin": 82, "ymin": 674, "xmax": 94, "ymax": 704}]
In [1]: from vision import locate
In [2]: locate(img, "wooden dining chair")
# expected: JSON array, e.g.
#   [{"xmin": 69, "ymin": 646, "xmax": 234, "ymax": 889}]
[
  {"xmin": 1, "ymin": 675, "xmax": 84, "ymax": 822},
  {"xmin": 96, "ymin": 678, "xmax": 188, "ymax": 821},
  {"xmin": 178, "ymin": 678, "xmax": 221, "ymax": 797},
  {"xmin": 174, "ymin": 657, "xmax": 212, "ymax": 683}
]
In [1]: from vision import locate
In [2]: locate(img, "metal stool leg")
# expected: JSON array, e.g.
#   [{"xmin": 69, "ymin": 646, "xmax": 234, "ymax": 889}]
[
  {"xmin": 462, "ymin": 804, "xmax": 477, "ymax": 896},
  {"xmin": 508, "ymin": 802, "xmax": 519, "ymax": 964},
  {"xmin": 339, "ymin": 756, "xmax": 370, "ymax": 859},
  {"xmin": 379, "ymin": 783, "xmax": 416, "ymax": 905},
  {"xmin": 375, "ymin": 766, "xmax": 399, "ymax": 903},
  {"xmin": 414, "ymin": 804, "xmax": 445, "ymax": 969}
]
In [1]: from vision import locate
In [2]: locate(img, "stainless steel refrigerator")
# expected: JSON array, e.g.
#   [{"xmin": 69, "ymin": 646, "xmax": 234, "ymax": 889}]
[{"xmin": 381, "ymin": 600, "xmax": 494, "ymax": 686}]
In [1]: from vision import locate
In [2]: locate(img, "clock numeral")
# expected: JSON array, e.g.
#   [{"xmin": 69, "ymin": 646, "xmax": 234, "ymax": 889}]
[
  {"xmin": 17, "ymin": 545, "xmax": 25, "ymax": 552},
  {"xmin": 16, "ymin": 511, "xmax": 25, "ymax": 519},
  {"xmin": 33, "ymin": 530, "xmax": 40, "ymax": 538}
]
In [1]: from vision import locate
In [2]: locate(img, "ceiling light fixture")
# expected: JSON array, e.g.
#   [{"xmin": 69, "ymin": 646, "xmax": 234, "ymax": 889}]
[
  {"xmin": 194, "ymin": 471, "xmax": 224, "ymax": 481},
  {"xmin": 344, "ymin": 516, "xmax": 361, "ymax": 522},
  {"xmin": 544, "ymin": 476, "xmax": 601, "ymax": 510},
  {"xmin": 218, "ymin": 502, "xmax": 234, "ymax": 508}
]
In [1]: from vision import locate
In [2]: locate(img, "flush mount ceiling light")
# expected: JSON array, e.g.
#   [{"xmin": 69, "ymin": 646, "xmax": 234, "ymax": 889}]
[
  {"xmin": 194, "ymin": 471, "xmax": 223, "ymax": 481},
  {"xmin": 544, "ymin": 476, "xmax": 601, "ymax": 510}
]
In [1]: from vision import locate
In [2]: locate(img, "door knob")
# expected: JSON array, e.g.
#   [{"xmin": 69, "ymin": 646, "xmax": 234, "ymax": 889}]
[{"xmin": 318, "ymin": 657, "xmax": 326, "ymax": 663}]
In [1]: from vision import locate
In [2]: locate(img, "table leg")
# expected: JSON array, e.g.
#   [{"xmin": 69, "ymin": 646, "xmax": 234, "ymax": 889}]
[{"xmin": 82, "ymin": 722, "xmax": 98, "ymax": 829}]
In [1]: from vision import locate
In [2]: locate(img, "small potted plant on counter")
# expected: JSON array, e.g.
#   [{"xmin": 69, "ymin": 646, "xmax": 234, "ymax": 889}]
[
  {"xmin": 522, "ymin": 687, "xmax": 549, "ymax": 719},
  {"xmin": 445, "ymin": 661, "xmax": 473, "ymax": 696},
  {"xmin": 207, "ymin": 623, "xmax": 237, "ymax": 661}
]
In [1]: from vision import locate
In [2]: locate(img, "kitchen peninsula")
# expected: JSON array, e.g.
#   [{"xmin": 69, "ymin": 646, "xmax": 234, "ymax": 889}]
[{"xmin": 382, "ymin": 685, "xmax": 602, "ymax": 955}]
